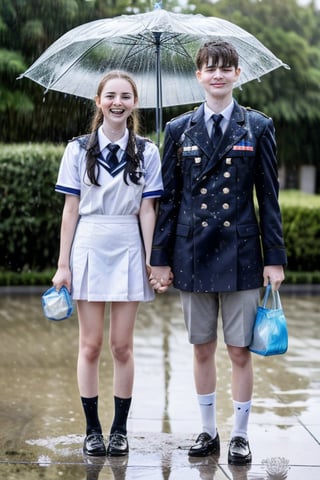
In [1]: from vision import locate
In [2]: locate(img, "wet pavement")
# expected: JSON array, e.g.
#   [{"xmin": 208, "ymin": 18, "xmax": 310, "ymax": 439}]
[{"xmin": 0, "ymin": 289, "xmax": 319, "ymax": 479}]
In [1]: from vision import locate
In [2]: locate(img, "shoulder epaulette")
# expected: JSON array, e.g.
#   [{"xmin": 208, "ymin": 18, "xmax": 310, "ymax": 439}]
[
  {"xmin": 169, "ymin": 105, "xmax": 199, "ymax": 122},
  {"xmin": 245, "ymin": 106, "xmax": 271, "ymax": 119}
]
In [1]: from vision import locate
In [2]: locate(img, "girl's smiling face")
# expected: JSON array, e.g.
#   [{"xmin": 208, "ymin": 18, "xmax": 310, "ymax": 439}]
[{"xmin": 95, "ymin": 77, "xmax": 138, "ymax": 127}]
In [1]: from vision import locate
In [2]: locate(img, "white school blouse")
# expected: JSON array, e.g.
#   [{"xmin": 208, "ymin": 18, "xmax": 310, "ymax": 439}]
[
  {"xmin": 55, "ymin": 127, "xmax": 163, "ymax": 215},
  {"xmin": 55, "ymin": 127, "xmax": 163, "ymax": 302}
]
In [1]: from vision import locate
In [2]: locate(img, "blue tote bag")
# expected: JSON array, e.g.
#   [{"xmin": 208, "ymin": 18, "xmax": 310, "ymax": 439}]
[
  {"xmin": 41, "ymin": 286, "xmax": 73, "ymax": 321},
  {"xmin": 249, "ymin": 284, "xmax": 288, "ymax": 356}
]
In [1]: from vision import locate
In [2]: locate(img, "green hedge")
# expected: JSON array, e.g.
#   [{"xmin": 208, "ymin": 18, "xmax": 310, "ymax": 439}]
[
  {"xmin": 281, "ymin": 206, "xmax": 320, "ymax": 271},
  {"xmin": 0, "ymin": 143, "xmax": 64, "ymax": 271},
  {"xmin": 0, "ymin": 269, "xmax": 320, "ymax": 287},
  {"xmin": 0, "ymin": 144, "xmax": 320, "ymax": 284},
  {"xmin": 0, "ymin": 269, "xmax": 55, "ymax": 286},
  {"xmin": 279, "ymin": 190, "xmax": 320, "ymax": 272}
]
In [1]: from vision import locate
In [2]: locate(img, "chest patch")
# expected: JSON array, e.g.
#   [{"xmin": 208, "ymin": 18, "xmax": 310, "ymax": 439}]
[{"xmin": 232, "ymin": 140, "xmax": 254, "ymax": 152}]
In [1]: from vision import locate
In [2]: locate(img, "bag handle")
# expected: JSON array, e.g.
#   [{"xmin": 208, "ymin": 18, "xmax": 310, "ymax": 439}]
[{"xmin": 262, "ymin": 283, "xmax": 282, "ymax": 310}]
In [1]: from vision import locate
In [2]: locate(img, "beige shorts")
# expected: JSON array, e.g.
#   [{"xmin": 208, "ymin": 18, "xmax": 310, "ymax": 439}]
[{"xmin": 180, "ymin": 289, "xmax": 260, "ymax": 347}]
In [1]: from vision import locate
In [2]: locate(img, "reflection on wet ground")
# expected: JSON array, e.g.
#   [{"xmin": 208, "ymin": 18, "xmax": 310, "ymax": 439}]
[{"xmin": 0, "ymin": 290, "xmax": 319, "ymax": 479}]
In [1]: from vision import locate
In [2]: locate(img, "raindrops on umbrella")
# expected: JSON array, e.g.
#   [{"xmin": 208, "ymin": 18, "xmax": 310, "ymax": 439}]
[{"xmin": 19, "ymin": 8, "xmax": 289, "ymax": 143}]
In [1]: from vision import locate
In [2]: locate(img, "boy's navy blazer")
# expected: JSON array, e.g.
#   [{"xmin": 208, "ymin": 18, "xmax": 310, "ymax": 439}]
[{"xmin": 151, "ymin": 101, "xmax": 287, "ymax": 293}]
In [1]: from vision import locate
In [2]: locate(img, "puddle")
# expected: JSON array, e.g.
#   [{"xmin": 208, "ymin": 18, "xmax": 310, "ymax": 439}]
[{"xmin": 0, "ymin": 291, "xmax": 319, "ymax": 478}]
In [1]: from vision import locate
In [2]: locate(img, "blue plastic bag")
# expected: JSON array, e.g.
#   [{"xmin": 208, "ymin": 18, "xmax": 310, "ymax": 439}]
[
  {"xmin": 41, "ymin": 286, "xmax": 73, "ymax": 321},
  {"xmin": 249, "ymin": 284, "xmax": 288, "ymax": 356}
]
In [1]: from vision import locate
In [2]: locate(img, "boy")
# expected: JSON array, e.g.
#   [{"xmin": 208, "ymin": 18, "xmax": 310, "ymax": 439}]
[{"xmin": 150, "ymin": 41, "xmax": 286, "ymax": 465}]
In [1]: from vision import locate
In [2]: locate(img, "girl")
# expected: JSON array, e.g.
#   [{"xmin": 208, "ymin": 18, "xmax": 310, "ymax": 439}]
[{"xmin": 52, "ymin": 71, "xmax": 163, "ymax": 457}]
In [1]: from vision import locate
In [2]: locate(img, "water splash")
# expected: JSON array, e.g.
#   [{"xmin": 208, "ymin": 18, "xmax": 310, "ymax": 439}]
[{"xmin": 262, "ymin": 456, "xmax": 290, "ymax": 479}]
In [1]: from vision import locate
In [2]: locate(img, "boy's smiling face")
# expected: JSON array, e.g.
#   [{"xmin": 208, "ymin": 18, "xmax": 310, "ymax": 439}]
[{"xmin": 196, "ymin": 58, "xmax": 241, "ymax": 101}]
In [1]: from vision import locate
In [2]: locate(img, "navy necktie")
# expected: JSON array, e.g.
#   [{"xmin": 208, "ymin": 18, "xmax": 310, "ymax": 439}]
[
  {"xmin": 211, "ymin": 114, "xmax": 223, "ymax": 149},
  {"xmin": 106, "ymin": 143, "xmax": 120, "ymax": 170}
]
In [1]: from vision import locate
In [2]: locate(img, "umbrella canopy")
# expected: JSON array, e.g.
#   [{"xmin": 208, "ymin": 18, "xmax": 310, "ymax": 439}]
[{"xmin": 19, "ymin": 8, "xmax": 289, "ymax": 142}]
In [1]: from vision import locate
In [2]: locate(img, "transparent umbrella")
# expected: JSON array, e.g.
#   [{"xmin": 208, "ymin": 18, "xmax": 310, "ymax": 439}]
[{"xmin": 19, "ymin": 7, "xmax": 289, "ymax": 144}]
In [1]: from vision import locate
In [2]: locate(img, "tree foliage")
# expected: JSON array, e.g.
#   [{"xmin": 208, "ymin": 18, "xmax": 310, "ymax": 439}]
[
  {"xmin": 193, "ymin": 0, "xmax": 320, "ymax": 168},
  {"xmin": 1, "ymin": 0, "xmax": 320, "ymax": 174},
  {"xmin": 0, "ymin": 0, "xmax": 185, "ymax": 142}
]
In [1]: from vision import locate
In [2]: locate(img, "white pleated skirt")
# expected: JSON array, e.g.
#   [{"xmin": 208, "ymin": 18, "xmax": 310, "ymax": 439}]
[{"xmin": 71, "ymin": 215, "xmax": 154, "ymax": 302}]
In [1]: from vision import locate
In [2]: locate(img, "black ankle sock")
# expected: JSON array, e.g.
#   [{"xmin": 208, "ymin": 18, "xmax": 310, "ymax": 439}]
[
  {"xmin": 110, "ymin": 396, "xmax": 132, "ymax": 435},
  {"xmin": 81, "ymin": 396, "xmax": 102, "ymax": 435}
]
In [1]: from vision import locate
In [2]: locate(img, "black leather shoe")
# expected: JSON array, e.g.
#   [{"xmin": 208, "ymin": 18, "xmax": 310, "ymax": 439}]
[
  {"xmin": 228, "ymin": 436, "xmax": 252, "ymax": 465},
  {"xmin": 188, "ymin": 432, "xmax": 220, "ymax": 457},
  {"xmin": 107, "ymin": 432, "xmax": 129, "ymax": 457},
  {"xmin": 83, "ymin": 433, "xmax": 107, "ymax": 457}
]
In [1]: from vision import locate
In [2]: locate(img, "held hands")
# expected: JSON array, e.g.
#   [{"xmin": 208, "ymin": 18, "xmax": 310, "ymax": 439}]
[{"xmin": 147, "ymin": 265, "xmax": 173, "ymax": 294}]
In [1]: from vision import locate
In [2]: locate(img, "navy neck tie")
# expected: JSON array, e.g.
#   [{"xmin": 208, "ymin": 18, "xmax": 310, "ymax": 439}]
[
  {"xmin": 106, "ymin": 143, "xmax": 120, "ymax": 170},
  {"xmin": 211, "ymin": 113, "xmax": 223, "ymax": 149}
]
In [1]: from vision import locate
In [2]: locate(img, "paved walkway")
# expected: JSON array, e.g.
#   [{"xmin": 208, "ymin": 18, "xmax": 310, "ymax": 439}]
[
  {"xmin": 1, "ymin": 414, "xmax": 319, "ymax": 479},
  {"xmin": 0, "ymin": 291, "xmax": 319, "ymax": 479}
]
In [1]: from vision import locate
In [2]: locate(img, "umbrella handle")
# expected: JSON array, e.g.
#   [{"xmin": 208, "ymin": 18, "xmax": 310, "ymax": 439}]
[{"xmin": 153, "ymin": 31, "xmax": 162, "ymax": 147}]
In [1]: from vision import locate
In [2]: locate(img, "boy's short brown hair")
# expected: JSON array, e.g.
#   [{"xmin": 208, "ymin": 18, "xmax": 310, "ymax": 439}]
[{"xmin": 195, "ymin": 41, "xmax": 239, "ymax": 70}]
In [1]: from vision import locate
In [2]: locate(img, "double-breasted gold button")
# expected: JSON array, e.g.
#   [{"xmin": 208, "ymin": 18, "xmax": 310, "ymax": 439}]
[
  {"xmin": 223, "ymin": 172, "xmax": 231, "ymax": 178},
  {"xmin": 226, "ymin": 158, "xmax": 232, "ymax": 165},
  {"xmin": 223, "ymin": 187, "xmax": 230, "ymax": 194},
  {"xmin": 222, "ymin": 203, "xmax": 230, "ymax": 210},
  {"xmin": 223, "ymin": 221, "xmax": 231, "ymax": 227},
  {"xmin": 200, "ymin": 188, "xmax": 207, "ymax": 194},
  {"xmin": 195, "ymin": 157, "xmax": 201, "ymax": 164},
  {"xmin": 201, "ymin": 203, "xmax": 207, "ymax": 209},
  {"xmin": 201, "ymin": 221, "xmax": 208, "ymax": 227}
]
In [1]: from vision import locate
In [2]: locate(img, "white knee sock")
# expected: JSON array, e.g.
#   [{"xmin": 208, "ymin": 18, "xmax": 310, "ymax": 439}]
[
  {"xmin": 197, "ymin": 392, "xmax": 217, "ymax": 438},
  {"xmin": 231, "ymin": 399, "xmax": 251, "ymax": 440}
]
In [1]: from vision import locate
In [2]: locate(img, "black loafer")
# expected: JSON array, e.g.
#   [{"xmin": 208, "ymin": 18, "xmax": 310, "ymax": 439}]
[
  {"xmin": 107, "ymin": 432, "xmax": 129, "ymax": 457},
  {"xmin": 188, "ymin": 432, "xmax": 220, "ymax": 457},
  {"xmin": 228, "ymin": 436, "xmax": 252, "ymax": 465},
  {"xmin": 83, "ymin": 433, "xmax": 107, "ymax": 457}
]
